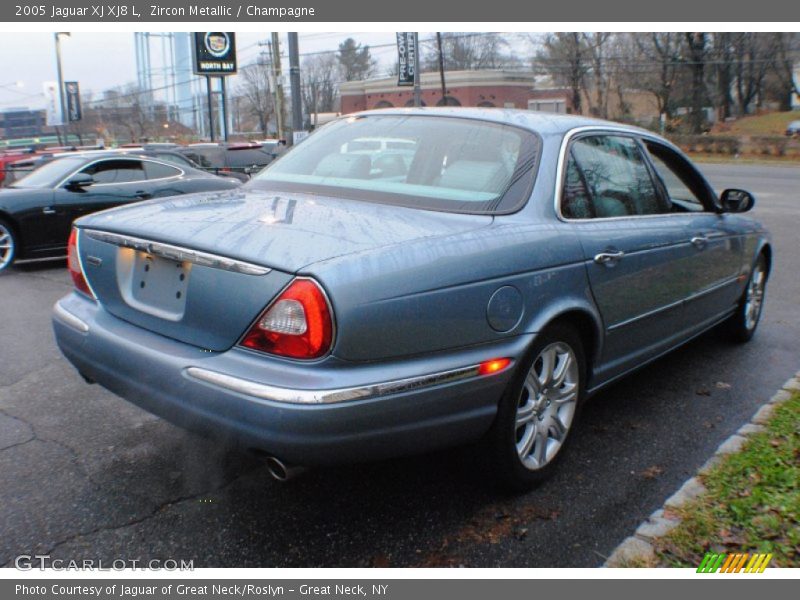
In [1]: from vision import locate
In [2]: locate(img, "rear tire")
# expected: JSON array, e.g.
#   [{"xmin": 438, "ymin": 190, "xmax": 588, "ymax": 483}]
[
  {"xmin": 725, "ymin": 253, "xmax": 768, "ymax": 343},
  {"xmin": 0, "ymin": 219, "xmax": 16, "ymax": 273},
  {"xmin": 488, "ymin": 323, "xmax": 586, "ymax": 491}
]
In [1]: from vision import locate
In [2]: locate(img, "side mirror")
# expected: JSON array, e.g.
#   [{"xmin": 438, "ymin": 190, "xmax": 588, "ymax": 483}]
[
  {"xmin": 66, "ymin": 173, "xmax": 94, "ymax": 190},
  {"xmin": 720, "ymin": 189, "xmax": 755, "ymax": 213}
]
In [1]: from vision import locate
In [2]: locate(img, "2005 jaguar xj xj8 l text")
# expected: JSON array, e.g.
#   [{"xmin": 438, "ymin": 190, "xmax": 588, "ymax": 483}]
[{"xmin": 52, "ymin": 109, "xmax": 770, "ymax": 488}]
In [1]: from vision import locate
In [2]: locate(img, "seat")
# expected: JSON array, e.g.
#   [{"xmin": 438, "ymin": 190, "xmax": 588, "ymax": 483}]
[
  {"xmin": 313, "ymin": 153, "xmax": 371, "ymax": 179},
  {"xmin": 594, "ymin": 196, "xmax": 629, "ymax": 218},
  {"xmin": 438, "ymin": 160, "xmax": 508, "ymax": 193}
]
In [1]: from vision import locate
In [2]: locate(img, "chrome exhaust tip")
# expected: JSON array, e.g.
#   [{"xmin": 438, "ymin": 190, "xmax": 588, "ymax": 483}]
[{"xmin": 264, "ymin": 456, "xmax": 306, "ymax": 482}]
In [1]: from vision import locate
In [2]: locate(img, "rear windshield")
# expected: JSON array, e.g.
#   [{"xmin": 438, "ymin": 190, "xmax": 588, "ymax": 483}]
[{"xmin": 250, "ymin": 114, "xmax": 540, "ymax": 214}]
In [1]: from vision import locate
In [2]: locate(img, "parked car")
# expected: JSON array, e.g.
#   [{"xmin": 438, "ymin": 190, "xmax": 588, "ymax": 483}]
[
  {"xmin": 177, "ymin": 143, "xmax": 276, "ymax": 182},
  {"xmin": 785, "ymin": 120, "xmax": 800, "ymax": 137},
  {"xmin": 0, "ymin": 153, "xmax": 240, "ymax": 271},
  {"xmin": 2, "ymin": 148, "xmax": 221, "ymax": 187},
  {"xmin": 52, "ymin": 109, "xmax": 770, "ymax": 488}
]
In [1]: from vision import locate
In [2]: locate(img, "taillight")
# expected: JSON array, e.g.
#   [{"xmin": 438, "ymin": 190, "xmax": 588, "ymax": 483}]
[
  {"xmin": 241, "ymin": 278, "xmax": 333, "ymax": 359},
  {"xmin": 67, "ymin": 229, "xmax": 94, "ymax": 299}
]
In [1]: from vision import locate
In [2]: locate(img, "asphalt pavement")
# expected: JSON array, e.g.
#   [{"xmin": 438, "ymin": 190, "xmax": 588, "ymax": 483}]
[{"xmin": 1, "ymin": 162, "xmax": 798, "ymax": 568}]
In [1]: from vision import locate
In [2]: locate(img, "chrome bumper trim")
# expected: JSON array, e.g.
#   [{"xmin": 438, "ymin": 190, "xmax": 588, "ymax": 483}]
[
  {"xmin": 53, "ymin": 301, "xmax": 89, "ymax": 333},
  {"xmin": 185, "ymin": 363, "xmax": 491, "ymax": 405},
  {"xmin": 84, "ymin": 229, "xmax": 271, "ymax": 276}
]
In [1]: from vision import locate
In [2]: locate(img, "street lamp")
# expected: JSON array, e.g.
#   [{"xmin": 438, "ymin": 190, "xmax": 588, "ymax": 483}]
[{"xmin": 54, "ymin": 32, "xmax": 70, "ymax": 131}]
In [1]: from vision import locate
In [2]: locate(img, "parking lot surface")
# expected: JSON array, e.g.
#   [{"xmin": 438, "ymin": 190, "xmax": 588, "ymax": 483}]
[{"xmin": 1, "ymin": 163, "xmax": 798, "ymax": 568}]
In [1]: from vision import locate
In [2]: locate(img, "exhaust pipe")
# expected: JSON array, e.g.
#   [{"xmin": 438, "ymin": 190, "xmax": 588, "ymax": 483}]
[{"xmin": 264, "ymin": 456, "xmax": 306, "ymax": 482}]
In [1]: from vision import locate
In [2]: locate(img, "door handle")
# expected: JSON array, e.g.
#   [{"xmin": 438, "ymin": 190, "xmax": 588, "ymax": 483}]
[
  {"xmin": 42, "ymin": 207, "xmax": 57, "ymax": 215},
  {"xmin": 594, "ymin": 250, "xmax": 625, "ymax": 265},
  {"xmin": 133, "ymin": 191, "xmax": 152, "ymax": 200},
  {"xmin": 691, "ymin": 235, "xmax": 708, "ymax": 248}
]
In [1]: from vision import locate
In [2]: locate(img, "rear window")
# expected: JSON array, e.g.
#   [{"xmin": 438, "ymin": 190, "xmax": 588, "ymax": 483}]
[
  {"xmin": 251, "ymin": 115, "xmax": 540, "ymax": 214},
  {"xmin": 181, "ymin": 147, "xmax": 225, "ymax": 168},
  {"xmin": 227, "ymin": 148, "xmax": 272, "ymax": 168}
]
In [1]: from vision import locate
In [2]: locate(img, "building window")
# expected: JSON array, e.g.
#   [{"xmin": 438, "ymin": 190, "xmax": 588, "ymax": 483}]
[
  {"xmin": 528, "ymin": 99, "xmax": 567, "ymax": 114},
  {"xmin": 373, "ymin": 100, "xmax": 394, "ymax": 108},
  {"xmin": 477, "ymin": 101, "xmax": 496, "ymax": 107},
  {"xmin": 404, "ymin": 99, "xmax": 427, "ymax": 107}
]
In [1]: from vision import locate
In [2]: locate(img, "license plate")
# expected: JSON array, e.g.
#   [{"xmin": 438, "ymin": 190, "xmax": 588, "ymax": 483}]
[{"xmin": 126, "ymin": 251, "xmax": 191, "ymax": 319}]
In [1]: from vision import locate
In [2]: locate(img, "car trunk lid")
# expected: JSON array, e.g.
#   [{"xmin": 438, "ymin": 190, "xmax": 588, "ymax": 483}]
[{"xmin": 76, "ymin": 188, "xmax": 491, "ymax": 351}]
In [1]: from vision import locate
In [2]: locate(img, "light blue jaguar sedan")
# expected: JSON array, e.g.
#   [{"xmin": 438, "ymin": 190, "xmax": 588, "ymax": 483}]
[{"xmin": 52, "ymin": 109, "xmax": 770, "ymax": 489}]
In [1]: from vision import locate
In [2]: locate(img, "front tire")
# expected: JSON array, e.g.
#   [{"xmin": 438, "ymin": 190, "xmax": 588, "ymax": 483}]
[
  {"xmin": 488, "ymin": 324, "xmax": 586, "ymax": 491},
  {"xmin": 0, "ymin": 219, "xmax": 16, "ymax": 273},
  {"xmin": 725, "ymin": 253, "xmax": 768, "ymax": 343}
]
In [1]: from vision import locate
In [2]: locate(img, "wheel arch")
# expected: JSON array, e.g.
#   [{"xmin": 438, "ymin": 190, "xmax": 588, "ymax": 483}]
[
  {"xmin": 0, "ymin": 210, "xmax": 23, "ymax": 256},
  {"xmin": 525, "ymin": 302, "xmax": 604, "ymax": 384}
]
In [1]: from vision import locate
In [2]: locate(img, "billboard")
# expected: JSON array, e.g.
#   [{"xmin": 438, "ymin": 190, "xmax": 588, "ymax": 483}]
[{"xmin": 192, "ymin": 32, "xmax": 237, "ymax": 76}]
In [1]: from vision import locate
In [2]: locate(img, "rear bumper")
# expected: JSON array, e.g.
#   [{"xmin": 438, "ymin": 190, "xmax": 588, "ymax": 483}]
[{"xmin": 53, "ymin": 293, "xmax": 533, "ymax": 465}]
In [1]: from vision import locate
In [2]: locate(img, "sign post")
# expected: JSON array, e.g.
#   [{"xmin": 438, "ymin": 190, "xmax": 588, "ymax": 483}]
[{"xmin": 192, "ymin": 32, "xmax": 237, "ymax": 141}]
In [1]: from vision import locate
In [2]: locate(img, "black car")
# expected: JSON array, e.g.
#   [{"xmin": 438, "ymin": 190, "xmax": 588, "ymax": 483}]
[
  {"xmin": 0, "ymin": 153, "xmax": 240, "ymax": 272},
  {"xmin": 1, "ymin": 148, "xmax": 229, "ymax": 187},
  {"xmin": 176, "ymin": 143, "xmax": 276, "ymax": 182}
]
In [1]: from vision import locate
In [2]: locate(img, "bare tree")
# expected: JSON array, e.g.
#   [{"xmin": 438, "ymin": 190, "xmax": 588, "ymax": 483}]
[
  {"xmin": 684, "ymin": 32, "xmax": 709, "ymax": 133},
  {"xmin": 731, "ymin": 33, "xmax": 774, "ymax": 115},
  {"xmin": 237, "ymin": 61, "xmax": 275, "ymax": 137},
  {"xmin": 535, "ymin": 33, "xmax": 590, "ymax": 115},
  {"xmin": 629, "ymin": 33, "xmax": 684, "ymax": 124},
  {"xmin": 301, "ymin": 52, "xmax": 340, "ymax": 124},
  {"xmin": 771, "ymin": 32, "xmax": 800, "ymax": 111},
  {"xmin": 581, "ymin": 33, "xmax": 613, "ymax": 118},
  {"xmin": 423, "ymin": 32, "xmax": 516, "ymax": 71}
]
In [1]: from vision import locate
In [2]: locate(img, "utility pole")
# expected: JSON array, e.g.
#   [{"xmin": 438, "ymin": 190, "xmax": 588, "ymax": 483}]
[
  {"xmin": 287, "ymin": 32, "xmax": 302, "ymax": 146},
  {"xmin": 54, "ymin": 32, "xmax": 70, "ymax": 144},
  {"xmin": 413, "ymin": 32, "xmax": 421, "ymax": 107},
  {"xmin": 436, "ymin": 32, "xmax": 447, "ymax": 105},
  {"xmin": 271, "ymin": 33, "xmax": 286, "ymax": 140}
]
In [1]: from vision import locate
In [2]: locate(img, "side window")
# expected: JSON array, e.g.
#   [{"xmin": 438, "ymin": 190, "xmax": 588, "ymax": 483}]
[
  {"xmin": 562, "ymin": 151, "xmax": 593, "ymax": 219},
  {"xmin": 82, "ymin": 159, "xmax": 145, "ymax": 184},
  {"xmin": 566, "ymin": 135, "xmax": 667, "ymax": 218},
  {"xmin": 645, "ymin": 142, "xmax": 711, "ymax": 213},
  {"xmin": 144, "ymin": 161, "xmax": 181, "ymax": 180}
]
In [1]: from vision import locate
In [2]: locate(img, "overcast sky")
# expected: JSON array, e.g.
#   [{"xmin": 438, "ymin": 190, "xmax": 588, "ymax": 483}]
[{"xmin": 0, "ymin": 32, "xmax": 400, "ymax": 111}]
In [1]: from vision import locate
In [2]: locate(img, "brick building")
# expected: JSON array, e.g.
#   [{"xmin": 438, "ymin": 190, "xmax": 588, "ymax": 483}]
[{"xmin": 339, "ymin": 69, "xmax": 661, "ymax": 126}]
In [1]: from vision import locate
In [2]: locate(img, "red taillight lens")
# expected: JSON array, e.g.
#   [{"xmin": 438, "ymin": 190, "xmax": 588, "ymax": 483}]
[
  {"xmin": 67, "ymin": 229, "xmax": 94, "ymax": 299},
  {"xmin": 241, "ymin": 278, "xmax": 333, "ymax": 359}
]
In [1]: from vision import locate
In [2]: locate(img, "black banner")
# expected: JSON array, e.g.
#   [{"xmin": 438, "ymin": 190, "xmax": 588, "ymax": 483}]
[{"xmin": 64, "ymin": 81, "xmax": 81, "ymax": 122}]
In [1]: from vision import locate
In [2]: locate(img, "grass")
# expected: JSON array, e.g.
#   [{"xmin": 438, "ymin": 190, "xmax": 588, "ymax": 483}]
[
  {"xmin": 656, "ymin": 393, "xmax": 800, "ymax": 568},
  {"xmin": 713, "ymin": 111, "xmax": 800, "ymax": 136}
]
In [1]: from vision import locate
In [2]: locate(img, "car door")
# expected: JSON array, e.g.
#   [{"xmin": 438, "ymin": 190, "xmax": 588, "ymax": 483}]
[
  {"xmin": 560, "ymin": 133, "xmax": 702, "ymax": 379},
  {"xmin": 642, "ymin": 139, "xmax": 744, "ymax": 325},
  {"xmin": 55, "ymin": 158, "xmax": 150, "ymax": 223}
]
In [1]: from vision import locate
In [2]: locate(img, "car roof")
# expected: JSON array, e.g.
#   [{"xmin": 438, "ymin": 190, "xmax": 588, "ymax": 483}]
[{"xmin": 350, "ymin": 107, "xmax": 651, "ymax": 137}]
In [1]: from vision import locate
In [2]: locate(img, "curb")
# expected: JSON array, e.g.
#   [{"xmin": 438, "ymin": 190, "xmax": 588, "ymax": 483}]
[{"xmin": 604, "ymin": 372, "xmax": 800, "ymax": 568}]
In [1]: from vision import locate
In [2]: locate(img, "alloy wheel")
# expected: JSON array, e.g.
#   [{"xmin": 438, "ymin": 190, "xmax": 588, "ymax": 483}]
[
  {"xmin": 0, "ymin": 223, "xmax": 14, "ymax": 271},
  {"xmin": 514, "ymin": 342, "xmax": 579, "ymax": 470},
  {"xmin": 744, "ymin": 261, "xmax": 766, "ymax": 331}
]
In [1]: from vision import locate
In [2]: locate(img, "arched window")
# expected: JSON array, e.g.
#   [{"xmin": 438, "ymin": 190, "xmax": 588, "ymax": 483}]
[
  {"xmin": 436, "ymin": 96, "xmax": 462, "ymax": 107},
  {"xmin": 477, "ymin": 101, "xmax": 496, "ymax": 108},
  {"xmin": 373, "ymin": 100, "xmax": 394, "ymax": 109},
  {"xmin": 404, "ymin": 99, "xmax": 427, "ymax": 107}
]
